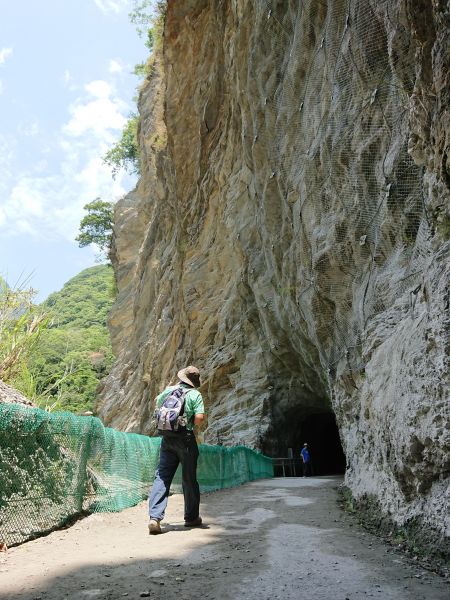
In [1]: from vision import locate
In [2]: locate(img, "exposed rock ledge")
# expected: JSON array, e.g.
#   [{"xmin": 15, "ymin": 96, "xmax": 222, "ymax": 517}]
[
  {"xmin": 0, "ymin": 380, "xmax": 35, "ymax": 407},
  {"xmin": 98, "ymin": 0, "xmax": 449, "ymax": 550}
]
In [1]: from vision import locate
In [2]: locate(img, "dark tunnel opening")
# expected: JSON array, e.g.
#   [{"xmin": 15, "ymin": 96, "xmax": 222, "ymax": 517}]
[
  {"xmin": 263, "ymin": 409, "xmax": 346, "ymax": 477},
  {"xmin": 297, "ymin": 412, "xmax": 346, "ymax": 475}
]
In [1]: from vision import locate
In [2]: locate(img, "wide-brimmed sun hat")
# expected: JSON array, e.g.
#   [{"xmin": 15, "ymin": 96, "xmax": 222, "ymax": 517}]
[{"xmin": 177, "ymin": 365, "xmax": 200, "ymax": 388}]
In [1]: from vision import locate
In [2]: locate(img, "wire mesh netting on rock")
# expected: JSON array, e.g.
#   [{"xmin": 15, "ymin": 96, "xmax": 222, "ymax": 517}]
[
  {"xmin": 0, "ymin": 404, "xmax": 273, "ymax": 546},
  {"xmin": 248, "ymin": 0, "xmax": 433, "ymax": 375}
]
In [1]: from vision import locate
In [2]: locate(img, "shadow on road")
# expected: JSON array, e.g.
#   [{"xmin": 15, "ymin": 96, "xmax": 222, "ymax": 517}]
[{"xmin": 1, "ymin": 477, "xmax": 448, "ymax": 600}]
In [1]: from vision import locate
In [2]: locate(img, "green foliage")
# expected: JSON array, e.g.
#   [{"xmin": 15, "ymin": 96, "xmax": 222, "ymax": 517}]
[
  {"xmin": 75, "ymin": 198, "xmax": 114, "ymax": 259},
  {"xmin": 0, "ymin": 268, "xmax": 115, "ymax": 415},
  {"xmin": 23, "ymin": 266, "xmax": 116, "ymax": 414},
  {"xmin": 29, "ymin": 326, "xmax": 114, "ymax": 414},
  {"xmin": 129, "ymin": 1, "xmax": 165, "ymax": 50},
  {"xmin": 44, "ymin": 265, "xmax": 115, "ymax": 329},
  {"xmin": 103, "ymin": 114, "xmax": 139, "ymax": 178},
  {"xmin": 129, "ymin": 0, "xmax": 155, "ymax": 48},
  {"xmin": 0, "ymin": 282, "xmax": 48, "ymax": 383},
  {"xmin": 133, "ymin": 62, "xmax": 149, "ymax": 78}
]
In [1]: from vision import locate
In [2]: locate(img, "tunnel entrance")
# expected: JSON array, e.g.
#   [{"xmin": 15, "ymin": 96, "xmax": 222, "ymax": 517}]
[
  {"xmin": 298, "ymin": 412, "xmax": 346, "ymax": 475},
  {"xmin": 264, "ymin": 409, "xmax": 346, "ymax": 476}
]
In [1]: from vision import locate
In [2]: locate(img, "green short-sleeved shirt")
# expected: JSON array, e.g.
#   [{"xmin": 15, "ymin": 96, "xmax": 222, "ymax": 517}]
[{"xmin": 155, "ymin": 383, "xmax": 204, "ymax": 431}]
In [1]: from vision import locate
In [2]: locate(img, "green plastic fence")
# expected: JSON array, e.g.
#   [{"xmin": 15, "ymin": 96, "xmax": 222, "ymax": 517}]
[{"xmin": 0, "ymin": 404, "xmax": 273, "ymax": 546}]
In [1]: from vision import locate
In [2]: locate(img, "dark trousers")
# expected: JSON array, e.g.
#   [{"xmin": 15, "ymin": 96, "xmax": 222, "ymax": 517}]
[
  {"xmin": 148, "ymin": 432, "xmax": 200, "ymax": 522},
  {"xmin": 302, "ymin": 461, "xmax": 312, "ymax": 477}
]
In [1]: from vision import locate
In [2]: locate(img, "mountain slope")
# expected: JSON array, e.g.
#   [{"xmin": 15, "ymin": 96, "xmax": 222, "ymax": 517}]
[{"xmin": 28, "ymin": 265, "xmax": 115, "ymax": 413}]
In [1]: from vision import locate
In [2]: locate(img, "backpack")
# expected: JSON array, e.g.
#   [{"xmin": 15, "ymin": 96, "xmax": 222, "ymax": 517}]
[{"xmin": 156, "ymin": 386, "xmax": 189, "ymax": 434}]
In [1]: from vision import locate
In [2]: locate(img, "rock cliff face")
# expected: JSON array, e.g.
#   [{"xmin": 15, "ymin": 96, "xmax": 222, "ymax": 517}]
[{"xmin": 98, "ymin": 0, "xmax": 449, "ymax": 544}]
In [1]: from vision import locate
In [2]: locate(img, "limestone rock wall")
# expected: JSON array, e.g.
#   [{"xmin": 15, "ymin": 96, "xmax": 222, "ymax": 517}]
[{"xmin": 98, "ymin": 0, "xmax": 449, "ymax": 540}]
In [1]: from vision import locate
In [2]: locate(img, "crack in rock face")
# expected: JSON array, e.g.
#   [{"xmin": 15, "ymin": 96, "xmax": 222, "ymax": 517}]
[{"xmin": 98, "ymin": 0, "xmax": 449, "ymax": 550}]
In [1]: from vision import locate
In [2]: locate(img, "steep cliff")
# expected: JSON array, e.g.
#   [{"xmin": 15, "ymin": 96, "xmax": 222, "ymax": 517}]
[{"xmin": 98, "ymin": 0, "xmax": 449, "ymax": 549}]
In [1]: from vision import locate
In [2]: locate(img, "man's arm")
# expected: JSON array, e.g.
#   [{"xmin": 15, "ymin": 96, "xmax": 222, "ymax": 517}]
[
  {"xmin": 191, "ymin": 390, "xmax": 205, "ymax": 427},
  {"xmin": 194, "ymin": 413, "xmax": 205, "ymax": 426}
]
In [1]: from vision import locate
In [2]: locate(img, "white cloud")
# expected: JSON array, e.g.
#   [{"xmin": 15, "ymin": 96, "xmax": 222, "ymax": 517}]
[
  {"xmin": 2, "ymin": 158, "xmax": 127, "ymax": 242},
  {"xmin": 0, "ymin": 47, "xmax": 13, "ymax": 64},
  {"xmin": 94, "ymin": 0, "xmax": 129, "ymax": 14},
  {"xmin": 0, "ymin": 134, "xmax": 16, "ymax": 193},
  {"xmin": 8, "ymin": 178, "xmax": 46, "ymax": 217},
  {"xmin": 0, "ymin": 78, "xmax": 134, "ymax": 242},
  {"xmin": 109, "ymin": 59, "xmax": 123, "ymax": 74},
  {"xmin": 1, "ymin": 177, "xmax": 53, "ymax": 236},
  {"xmin": 17, "ymin": 121, "xmax": 40, "ymax": 137},
  {"xmin": 63, "ymin": 80, "xmax": 126, "ymax": 137},
  {"xmin": 63, "ymin": 70, "xmax": 72, "ymax": 85},
  {"xmin": 62, "ymin": 70, "xmax": 78, "ymax": 93},
  {"xmin": 32, "ymin": 159, "xmax": 49, "ymax": 174},
  {"xmin": 86, "ymin": 79, "xmax": 112, "ymax": 98}
]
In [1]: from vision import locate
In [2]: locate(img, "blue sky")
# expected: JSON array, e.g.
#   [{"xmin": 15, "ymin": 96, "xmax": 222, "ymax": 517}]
[{"xmin": 0, "ymin": 0, "xmax": 148, "ymax": 301}]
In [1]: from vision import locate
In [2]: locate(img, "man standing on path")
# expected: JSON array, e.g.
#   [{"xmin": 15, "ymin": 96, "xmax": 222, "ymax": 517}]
[
  {"xmin": 300, "ymin": 443, "xmax": 312, "ymax": 477},
  {"xmin": 148, "ymin": 366, "xmax": 205, "ymax": 535}
]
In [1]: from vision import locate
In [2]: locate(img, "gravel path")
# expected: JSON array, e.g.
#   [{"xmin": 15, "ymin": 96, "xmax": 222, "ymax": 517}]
[{"xmin": 1, "ymin": 476, "xmax": 448, "ymax": 600}]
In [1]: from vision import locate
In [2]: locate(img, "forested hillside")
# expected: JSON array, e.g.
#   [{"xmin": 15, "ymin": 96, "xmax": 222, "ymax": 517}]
[
  {"xmin": 28, "ymin": 265, "xmax": 115, "ymax": 413},
  {"xmin": 45, "ymin": 265, "xmax": 114, "ymax": 329}
]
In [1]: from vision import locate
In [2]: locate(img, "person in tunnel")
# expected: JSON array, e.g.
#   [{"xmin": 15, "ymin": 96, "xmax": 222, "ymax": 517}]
[{"xmin": 300, "ymin": 442, "xmax": 312, "ymax": 477}]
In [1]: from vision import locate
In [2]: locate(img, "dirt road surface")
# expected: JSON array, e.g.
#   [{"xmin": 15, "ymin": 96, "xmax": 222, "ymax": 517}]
[{"xmin": 1, "ymin": 477, "xmax": 448, "ymax": 600}]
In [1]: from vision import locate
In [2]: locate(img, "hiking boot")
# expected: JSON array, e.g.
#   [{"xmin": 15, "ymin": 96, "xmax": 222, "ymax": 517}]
[
  {"xmin": 184, "ymin": 516, "xmax": 202, "ymax": 528},
  {"xmin": 148, "ymin": 519, "xmax": 161, "ymax": 535}
]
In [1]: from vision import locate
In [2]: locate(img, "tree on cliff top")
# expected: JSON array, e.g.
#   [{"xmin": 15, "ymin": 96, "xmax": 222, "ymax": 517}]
[
  {"xmin": 76, "ymin": 199, "xmax": 114, "ymax": 261},
  {"xmin": 103, "ymin": 114, "xmax": 140, "ymax": 178},
  {"xmin": 129, "ymin": 0, "xmax": 156, "ymax": 51}
]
